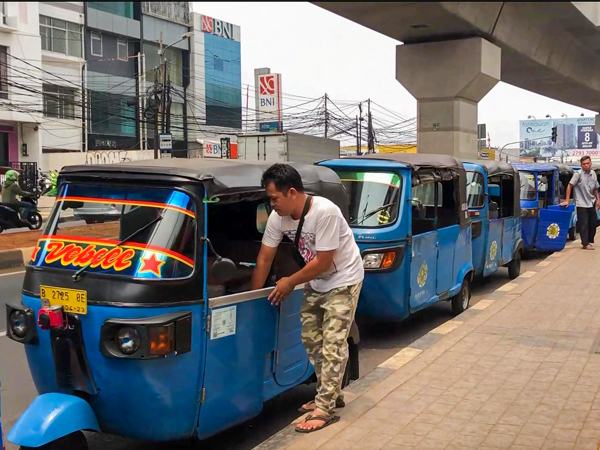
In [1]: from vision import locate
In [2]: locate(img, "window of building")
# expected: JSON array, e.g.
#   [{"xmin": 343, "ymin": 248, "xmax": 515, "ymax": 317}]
[
  {"xmin": 213, "ymin": 56, "xmax": 223, "ymax": 72},
  {"xmin": 117, "ymin": 40, "xmax": 127, "ymax": 61},
  {"xmin": 90, "ymin": 91, "xmax": 135, "ymax": 136},
  {"xmin": 0, "ymin": 45, "xmax": 7, "ymax": 99},
  {"xmin": 43, "ymin": 85, "xmax": 76, "ymax": 119},
  {"xmin": 91, "ymin": 31, "xmax": 102, "ymax": 57},
  {"xmin": 1, "ymin": 2, "xmax": 6, "ymax": 25},
  {"xmin": 88, "ymin": 2, "xmax": 134, "ymax": 19},
  {"xmin": 40, "ymin": 16, "xmax": 82, "ymax": 58}
]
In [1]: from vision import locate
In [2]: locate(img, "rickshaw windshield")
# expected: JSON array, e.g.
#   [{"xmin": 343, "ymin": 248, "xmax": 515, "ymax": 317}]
[
  {"xmin": 33, "ymin": 183, "xmax": 197, "ymax": 279},
  {"xmin": 335, "ymin": 170, "xmax": 402, "ymax": 227},
  {"xmin": 519, "ymin": 172, "xmax": 537, "ymax": 201},
  {"xmin": 466, "ymin": 171, "xmax": 485, "ymax": 208}
]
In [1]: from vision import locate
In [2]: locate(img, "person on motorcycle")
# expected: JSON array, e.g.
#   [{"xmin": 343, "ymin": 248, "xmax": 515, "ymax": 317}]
[{"xmin": 1, "ymin": 170, "xmax": 35, "ymax": 220}]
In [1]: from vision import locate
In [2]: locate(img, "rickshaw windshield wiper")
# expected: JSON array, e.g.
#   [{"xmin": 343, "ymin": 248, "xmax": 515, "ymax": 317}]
[
  {"xmin": 72, "ymin": 212, "xmax": 164, "ymax": 281},
  {"xmin": 351, "ymin": 202, "xmax": 397, "ymax": 225}
]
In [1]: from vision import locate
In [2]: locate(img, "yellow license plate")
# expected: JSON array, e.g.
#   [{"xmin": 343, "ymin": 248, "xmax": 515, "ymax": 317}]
[{"xmin": 40, "ymin": 285, "xmax": 88, "ymax": 315}]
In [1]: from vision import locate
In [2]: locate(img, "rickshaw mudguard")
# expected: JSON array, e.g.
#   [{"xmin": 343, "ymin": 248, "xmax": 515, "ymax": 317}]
[
  {"xmin": 534, "ymin": 206, "xmax": 573, "ymax": 252},
  {"xmin": 7, "ymin": 393, "xmax": 100, "ymax": 447}
]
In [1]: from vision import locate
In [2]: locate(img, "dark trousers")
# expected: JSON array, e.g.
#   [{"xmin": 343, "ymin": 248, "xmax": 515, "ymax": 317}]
[{"xmin": 577, "ymin": 206, "xmax": 597, "ymax": 246}]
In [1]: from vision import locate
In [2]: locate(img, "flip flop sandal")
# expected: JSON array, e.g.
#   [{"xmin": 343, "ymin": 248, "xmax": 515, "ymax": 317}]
[
  {"xmin": 298, "ymin": 398, "xmax": 345, "ymax": 413},
  {"xmin": 295, "ymin": 414, "xmax": 340, "ymax": 434}
]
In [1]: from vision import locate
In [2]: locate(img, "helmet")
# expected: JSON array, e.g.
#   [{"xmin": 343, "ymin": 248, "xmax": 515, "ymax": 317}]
[{"xmin": 4, "ymin": 170, "xmax": 19, "ymax": 183}]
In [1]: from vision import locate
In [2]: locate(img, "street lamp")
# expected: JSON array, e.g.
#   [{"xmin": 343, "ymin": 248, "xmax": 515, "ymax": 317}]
[
  {"xmin": 581, "ymin": 113, "xmax": 585, "ymax": 117},
  {"xmin": 527, "ymin": 115, "xmax": 536, "ymax": 119},
  {"xmin": 158, "ymin": 31, "xmax": 194, "ymax": 58},
  {"xmin": 546, "ymin": 114, "xmax": 551, "ymax": 118},
  {"xmin": 561, "ymin": 113, "xmax": 567, "ymax": 118}
]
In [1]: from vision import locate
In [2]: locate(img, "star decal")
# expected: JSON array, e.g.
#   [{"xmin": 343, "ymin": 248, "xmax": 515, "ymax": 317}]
[
  {"xmin": 138, "ymin": 253, "xmax": 165, "ymax": 277},
  {"xmin": 31, "ymin": 246, "xmax": 40, "ymax": 262}
]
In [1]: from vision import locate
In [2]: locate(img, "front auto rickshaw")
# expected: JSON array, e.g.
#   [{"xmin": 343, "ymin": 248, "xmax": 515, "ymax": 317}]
[
  {"xmin": 318, "ymin": 154, "xmax": 473, "ymax": 322},
  {"xmin": 6, "ymin": 159, "xmax": 359, "ymax": 449},
  {"xmin": 513, "ymin": 163, "xmax": 573, "ymax": 252},
  {"xmin": 463, "ymin": 161, "xmax": 523, "ymax": 279}
]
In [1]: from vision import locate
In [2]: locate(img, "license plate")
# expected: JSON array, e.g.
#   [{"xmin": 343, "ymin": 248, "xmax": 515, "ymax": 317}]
[{"xmin": 40, "ymin": 285, "xmax": 88, "ymax": 315}]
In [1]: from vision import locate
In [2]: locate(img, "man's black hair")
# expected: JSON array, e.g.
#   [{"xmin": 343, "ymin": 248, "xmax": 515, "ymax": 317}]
[
  {"xmin": 581, "ymin": 155, "xmax": 591, "ymax": 164},
  {"xmin": 261, "ymin": 163, "xmax": 305, "ymax": 194}
]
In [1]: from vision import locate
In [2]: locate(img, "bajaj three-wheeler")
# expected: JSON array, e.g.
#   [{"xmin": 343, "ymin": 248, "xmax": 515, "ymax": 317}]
[
  {"xmin": 318, "ymin": 154, "xmax": 473, "ymax": 322},
  {"xmin": 513, "ymin": 163, "xmax": 573, "ymax": 252},
  {"xmin": 463, "ymin": 161, "xmax": 523, "ymax": 279},
  {"xmin": 6, "ymin": 159, "xmax": 359, "ymax": 449}
]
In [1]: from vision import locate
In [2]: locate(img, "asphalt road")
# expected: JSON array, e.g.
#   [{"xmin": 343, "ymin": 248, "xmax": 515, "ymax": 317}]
[{"xmin": 0, "ymin": 255, "xmax": 545, "ymax": 450}]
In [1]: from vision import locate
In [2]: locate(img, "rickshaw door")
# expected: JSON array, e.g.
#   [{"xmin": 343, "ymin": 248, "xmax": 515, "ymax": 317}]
[
  {"xmin": 274, "ymin": 291, "xmax": 310, "ymax": 386},
  {"xmin": 501, "ymin": 218, "xmax": 514, "ymax": 264},
  {"xmin": 410, "ymin": 232, "xmax": 438, "ymax": 311},
  {"xmin": 534, "ymin": 205, "xmax": 573, "ymax": 252},
  {"xmin": 483, "ymin": 219, "xmax": 503, "ymax": 275}
]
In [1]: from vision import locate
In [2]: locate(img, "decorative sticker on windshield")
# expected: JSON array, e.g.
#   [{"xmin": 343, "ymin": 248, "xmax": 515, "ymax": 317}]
[
  {"xmin": 57, "ymin": 196, "xmax": 196, "ymax": 218},
  {"xmin": 31, "ymin": 236, "xmax": 193, "ymax": 279}
]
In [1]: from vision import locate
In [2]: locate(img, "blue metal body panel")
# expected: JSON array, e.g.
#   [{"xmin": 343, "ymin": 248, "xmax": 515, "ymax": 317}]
[
  {"xmin": 318, "ymin": 158, "xmax": 473, "ymax": 322},
  {"xmin": 7, "ymin": 393, "xmax": 100, "ymax": 447}
]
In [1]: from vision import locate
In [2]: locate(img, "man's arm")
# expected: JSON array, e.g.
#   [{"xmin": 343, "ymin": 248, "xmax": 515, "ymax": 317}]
[
  {"xmin": 13, "ymin": 184, "xmax": 32, "ymax": 197},
  {"xmin": 268, "ymin": 250, "xmax": 334, "ymax": 304},
  {"xmin": 250, "ymin": 244, "xmax": 278, "ymax": 291}
]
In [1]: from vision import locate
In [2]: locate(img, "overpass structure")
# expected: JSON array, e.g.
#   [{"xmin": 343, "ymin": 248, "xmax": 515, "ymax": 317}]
[{"xmin": 312, "ymin": 2, "xmax": 600, "ymax": 159}]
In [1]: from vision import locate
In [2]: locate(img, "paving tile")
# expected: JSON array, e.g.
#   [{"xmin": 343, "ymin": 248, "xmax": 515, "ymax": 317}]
[
  {"xmin": 413, "ymin": 438, "xmax": 449, "ymax": 450},
  {"xmin": 364, "ymin": 406, "xmax": 397, "ymax": 421},
  {"xmin": 521, "ymin": 423, "xmax": 553, "ymax": 438},
  {"xmin": 381, "ymin": 444, "xmax": 415, "ymax": 450},
  {"xmin": 423, "ymin": 402, "xmax": 454, "ymax": 416},
  {"xmin": 389, "ymin": 433, "xmax": 423, "ymax": 447},
  {"xmin": 382, "ymin": 413, "xmax": 418, "ymax": 427},
  {"xmin": 578, "ymin": 428, "xmax": 600, "ymax": 441},
  {"xmin": 482, "ymin": 433, "xmax": 517, "ymax": 449},
  {"xmin": 492, "ymin": 424, "xmax": 523, "ymax": 436},
  {"xmin": 426, "ymin": 428, "xmax": 456, "ymax": 443},
  {"xmin": 573, "ymin": 438, "xmax": 600, "ymax": 450},
  {"xmin": 318, "ymin": 439, "xmax": 360, "ymax": 450},
  {"xmin": 400, "ymin": 422, "xmax": 435, "ymax": 437},
  {"xmin": 540, "ymin": 440, "xmax": 575, "ymax": 450},
  {"xmin": 461, "ymin": 422, "xmax": 494, "ymax": 437},
  {"xmin": 450, "ymin": 433, "xmax": 485, "ymax": 448},
  {"xmin": 357, "ymin": 431, "xmax": 394, "ymax": 449},
  {"xmin": 512, "ymin": 434, "xmax": 545, "ymax": 449},
  {"xmin": 411, "ymin": 413, "xmax": 443, "ymax": 425},
  {"xmin": 472, "ymin": 411, "xmax": 506, "ymax": 425}
]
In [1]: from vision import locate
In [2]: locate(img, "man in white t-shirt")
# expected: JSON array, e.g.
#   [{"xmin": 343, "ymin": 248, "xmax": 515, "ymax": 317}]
[{"xmin": 251, "ymin": 164, "xmax": 364, "ymax": 434}]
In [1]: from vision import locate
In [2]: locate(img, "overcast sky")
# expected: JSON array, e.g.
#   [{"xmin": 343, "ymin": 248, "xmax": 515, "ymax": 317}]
[{"xmin": 192, "ymin": 2, "xmax": 597, "ymax": 148}]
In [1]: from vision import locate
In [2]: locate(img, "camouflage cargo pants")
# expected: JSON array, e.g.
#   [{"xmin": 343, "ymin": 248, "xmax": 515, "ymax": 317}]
[{"xmin": 301, "ymin": 282, "xmax": 362, "ymax": 416}]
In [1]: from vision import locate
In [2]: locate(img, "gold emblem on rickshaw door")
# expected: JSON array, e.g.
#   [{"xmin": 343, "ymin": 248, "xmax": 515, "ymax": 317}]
[
  {"xmin": 546, "ymin": 223, "xmax": 560, "ymax": 239},
  {"xmin": 490, "ymin": 241, "xmax": 498, "ymax": 261},
  {"xmin": 417, "ymin": 262, "xmax": 428, "ymax": 288}
]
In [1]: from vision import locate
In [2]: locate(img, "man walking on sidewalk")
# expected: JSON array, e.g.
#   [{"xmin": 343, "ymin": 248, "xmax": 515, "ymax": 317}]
[
  {"xmin": 251, "ymin": 163, "xmax": 364, "ymax": 434},
  {"xmin": 561, "ymin": 155, "xmax": 600, "ymax": 249}
]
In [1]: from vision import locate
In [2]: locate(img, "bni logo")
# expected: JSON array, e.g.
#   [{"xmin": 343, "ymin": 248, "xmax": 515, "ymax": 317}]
[
  {"xmin": 259, "ymin": 75, "xmax": 276, "ymax": 96},
  {"xmin": 202, "ymin": 15, "xmax": 213, "ymax": 33}
]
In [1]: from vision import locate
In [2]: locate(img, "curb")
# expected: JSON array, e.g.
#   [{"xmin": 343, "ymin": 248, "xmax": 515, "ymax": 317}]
[
  {"xmin": 253, "ymin": 246, "xmax": 578, "ymax": 450},
  {"xmin": 0, "ymin": 247, "xmax": 34, "ymax": 270}
]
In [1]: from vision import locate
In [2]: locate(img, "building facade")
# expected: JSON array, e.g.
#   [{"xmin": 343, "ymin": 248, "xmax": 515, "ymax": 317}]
[{"xmin": 0, "ymin": 2, "xmax": 243, "ymax": 171}]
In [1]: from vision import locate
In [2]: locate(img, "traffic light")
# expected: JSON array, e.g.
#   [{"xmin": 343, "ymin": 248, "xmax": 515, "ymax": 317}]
[{"xmin": 551, "ymin": 126, "xmax": 558, "ymax": 143}]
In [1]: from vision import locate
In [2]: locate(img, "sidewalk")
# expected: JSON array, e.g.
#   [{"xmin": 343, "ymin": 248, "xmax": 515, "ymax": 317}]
[{"xmin": 258, "ymin": 243, "xmax": 600, "ymax": 450}]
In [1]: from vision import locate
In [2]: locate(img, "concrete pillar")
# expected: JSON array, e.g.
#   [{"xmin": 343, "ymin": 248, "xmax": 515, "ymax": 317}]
[{"xmin": 396, "ymin": 37, "xmax": 501, "ymax": 160}]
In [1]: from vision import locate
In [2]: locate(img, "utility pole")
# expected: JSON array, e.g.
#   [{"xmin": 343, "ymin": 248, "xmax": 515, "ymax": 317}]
[
  {"xmin": 356, "ymin": 115, "xmax": 360, "ymax": 155},
  {"xmin": 367, "ymin": 98, "xmax": 374, "ymax": 154},
  {"xmin": 358, "ymin": 102, "xmax": 363, "ymax": 155},
  {"xmin": 153, "ymin": 32, "xmax": 164, "ymax": 160},
  {"xmin": 324, "ymin": 93, "xmax": 329, "ymax": 138}
]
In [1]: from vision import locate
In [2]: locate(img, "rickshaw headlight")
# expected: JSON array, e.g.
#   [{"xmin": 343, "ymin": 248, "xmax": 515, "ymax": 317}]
[
  {"xmin": 115, "ymin": 326, "xmax": 141, "ymax": 355},
  {"xmin": 9, "ymin": 310, "xmax": 28, "ymax": 338},
  {"xmin": 363, "ymin": 252, "xmax": 396, "ymax": 269}
]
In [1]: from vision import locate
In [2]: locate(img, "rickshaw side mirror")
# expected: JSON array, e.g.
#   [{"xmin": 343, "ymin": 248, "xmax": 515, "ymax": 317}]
[
  {"xmin": 211, "ymin": 257, "xmax": 237, "ymax": 284},
  {"xmin": 256, "ymin": 203, "xmax": 269, "ymax": 234}
]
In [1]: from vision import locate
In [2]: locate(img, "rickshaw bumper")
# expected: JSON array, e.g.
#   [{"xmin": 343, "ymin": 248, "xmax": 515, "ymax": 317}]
[{"xmin": 8, "ymin": 393, "xmax": 100, "ymax": 447}]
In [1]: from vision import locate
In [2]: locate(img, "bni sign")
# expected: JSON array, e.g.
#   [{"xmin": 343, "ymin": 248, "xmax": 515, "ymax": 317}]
[
  {"xmin": 201, "ymin": 15, "xmax": 235, "ymax": 40},
  {"xmin": 258, "ymin": 74, "xmax": 282, "ymax": 131}
]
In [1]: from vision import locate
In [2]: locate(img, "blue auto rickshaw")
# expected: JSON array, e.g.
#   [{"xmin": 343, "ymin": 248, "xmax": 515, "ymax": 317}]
[
  {"xmin": 5, "ymin": 159, "xmax": 360, "ymax": 449},
  {"xmin": 555, "ymin": 163, "xmax": 579, "ymax": 240},
  {"xmin": 513, "ymin": 163, "xmax": 573, "ymax": 252},
  {"xmin": 463, "ymin": 161, "xmax": 523, "ymax": 279},
  {"xmin": 318, "ymin": 154, "xmax": 473, "ymax": 322}
]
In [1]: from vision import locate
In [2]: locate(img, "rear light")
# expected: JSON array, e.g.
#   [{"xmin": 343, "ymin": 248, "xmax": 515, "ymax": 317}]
[
  {"xmin": 37, "ymin": 306, "xmax": 66, "ymax": 331},
  {"xmin": 361, "ymin": 247, "xmax": 404, "ymax": 272},
  {"xmin": 521, "ymin": 209, "xmax": 539, "ymax": 218},
  {"xmin": 100, "ymin": 312, "xmax": 191, "ymax": 360}
]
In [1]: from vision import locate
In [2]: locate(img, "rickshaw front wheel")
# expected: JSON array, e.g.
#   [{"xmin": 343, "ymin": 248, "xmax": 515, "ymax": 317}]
[
  {"xmin": 20, "ymin": 431, "xmax": 87, "ymax": 450},
  {"xmin": 451, "ymin": 279, "xmax": 470, "ymax": 316}
]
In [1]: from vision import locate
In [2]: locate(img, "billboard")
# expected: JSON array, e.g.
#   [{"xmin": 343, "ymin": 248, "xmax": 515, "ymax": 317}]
[
  {"xmin": 257, "ymin": 73, "xmax": 282, "ymax": 132},
  {"xmin": 519, "ymin": 117, "xmax": 600, "ymax": 159}
]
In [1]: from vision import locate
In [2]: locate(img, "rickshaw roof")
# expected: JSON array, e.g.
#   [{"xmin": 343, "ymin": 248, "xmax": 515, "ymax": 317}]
[
  {"xmin": 342, "ymin": 153, "xmax": 464, "ymax": 171},
  {"xmin": 512, "ymin": 163, "xmax": 557, "ymax": 172},
  {"xmin": 551, "ymin": 163, "xmax": 575, "ymax": 175},
  {"xmin": 464, "ymin": 160, "xmax": 518, "ymax": 177},
  {"xmin": 59, "ymin": 158, "xmax": 346, "ymax": 202}
]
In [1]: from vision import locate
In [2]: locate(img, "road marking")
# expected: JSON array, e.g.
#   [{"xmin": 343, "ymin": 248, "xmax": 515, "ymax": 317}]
[
  {"xmin": 431, "ymin": 320, "xmax": 463, "ymax": 335},
  {"xmin": 519, "ymin": 270, "xmax": 537, "ymax": 278},
  {"xmin": 471, "ymin": 299, "xmax": 495, "ymax": 310},
  {"xmin": 378, "ymin": 347, "xmax": 422, "ymax": 370},
  {"xmin": 0, "ymin": 270, "xmax": 25, "ymax": 278},
  {"xmin": 0, "ymin": 331, "xmax": 6, "ymax": 338},
  {"xmin": 496, "ymin": 282, "xmax": 518, "ymax": 292},
  {"xmin": 537, "ymin": 261, "xmax": 551, "ymax": 267}
]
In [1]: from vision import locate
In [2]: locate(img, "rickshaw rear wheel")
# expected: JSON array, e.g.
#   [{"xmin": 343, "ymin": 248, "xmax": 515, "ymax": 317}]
[
  {"xmin": 20, "ymin": 431, "xmax": 88, "ymax": 450},
  {"xmin": 451, "ymin": 279, "xmax": 470, "ymax": 316},
  {"xmin": 508, "ymin": 252, "xmax": 522, "ymax": 279}
]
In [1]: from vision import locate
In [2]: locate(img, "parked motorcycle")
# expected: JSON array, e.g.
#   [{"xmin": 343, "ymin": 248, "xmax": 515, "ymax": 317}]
[{"xmin": 38, "ymin": 170, "xmax": 58, "ymax": 197}]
